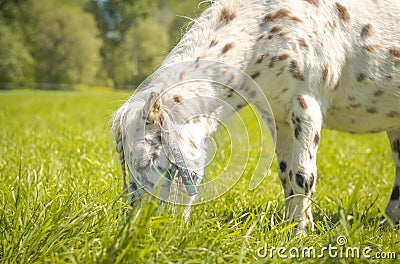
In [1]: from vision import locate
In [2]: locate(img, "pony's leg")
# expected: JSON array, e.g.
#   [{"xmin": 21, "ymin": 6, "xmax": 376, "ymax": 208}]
[
  {"xmin": 275, "ymin": 121, "xmax": 294, "ymax": 220},
  {"xmin": 181, "ymin": 172, "xmax": 203, "ymax": 222},
  {"xmin": 384, "ymin": 128, "xmax": 400, "ymax": 224},
  {"xmin": 182, "ymin": 194, "xmax": 197, "ymax": 222},
  {"xmin": 287, "ymin": 95, "xmax": 323, "ymax": 233}
]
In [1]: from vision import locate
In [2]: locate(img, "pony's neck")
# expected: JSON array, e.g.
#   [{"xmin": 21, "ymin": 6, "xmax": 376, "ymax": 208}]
[
  {"xmin": 147, "ymin": 1, "xmax": 267, "ymax": 171},
  {"xmin": 152, "ymin": 0, "xmax": 264, "ymax": 124}
]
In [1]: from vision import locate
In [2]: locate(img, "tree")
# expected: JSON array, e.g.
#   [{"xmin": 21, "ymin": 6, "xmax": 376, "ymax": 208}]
[
  {"xmin": 85, "ymin": 0, "xmax": 159, "ymax": 87},
  {"xmin": 31, "ymin": 0, "xmax": 102, "ymax": 84},
  {"xmin": 85, "ymin": 0, "xmax": 206, "ymax": 86},
  {"xmin": 0, "ymin": 0, "xmax": 209, "ymax": 87},
  {"xmin": 166, "ymin": 0, "xmax": 209, "ymax": 47},
  {"xmin": 0, "ymin": 24, "xmax": 33, "ymax": 84},
  {"xmin": 0, "ymin": 0, "xmax": 34, "ymax": 84},
  {"xmin": 127, "ymin": 17, "xmax": 170, "ymax": 84}
]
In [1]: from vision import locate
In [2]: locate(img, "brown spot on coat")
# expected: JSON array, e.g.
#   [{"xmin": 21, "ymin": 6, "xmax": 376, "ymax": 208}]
[
  {"xmin": 279, "ymin": 161, "xmax": 287, "ymax": 173},
  {"xmin": 335, "ymin": 2, "xmax": 350, "ymax": 22},
  {"xmin": 209, "ymin": 39, "xmax": 218, "ymax": 47},
  {"xmin": 256, "ymin": 54, "xmax": 268, "ymax": 64},
  {"xmin": 222, "ymin": 43, "xmax": 234, "ymax": 54},
  {"xmin": 356, "ymin": 73, "xmax": 366, "ymax": 82},
  {"xmin": 387, "ymin": 111, "xmax": 400, "ymax": 118},
  {"xmin": 276, "ymin": 66, "xmax": 286, "ymax": 76},
  {"xmin": 298, "ymin": 96, "xmax": 308, "ymax": 110},
  {"xmin": 314, "ymin": 133, "xmax": 320, "ymax": 145},
  {"xmin": 226, "ymin": 88, "xmax": 234, "ymax": 98},
  {"xmin": 295, "ymin": 125, "xmax": 302, "ymax": 139},
  {"xmin": 364, "ymin": 45, "xmax": 381, "ymax": 52},
  {"xmin": 269, "ymin": 58, "xmax": 276, "ymax": 68},
  {"xmin": 250, "ymin": 72, "xmax": 261, "ymax": 79},
  {"xmin": 289, "ymin": 60, "xmax": 305, "ymax": 81},
  {"xmin": 295, "ymin": 172, "xmax": 306, "ymax": 190},
  {"xmin": 350, "ymin": 103, "xmax": 361, "ymax": 108},
  {"xmin": 390, "ymin": 186, "xmax": 400, "ymax": 200},
  {"xmin": 309, "ymin": 173, "xmax": 315, "ymax": 190},
  {"xmin": 290, "ymin": 16, "xmax": 303, "ymax": 23},
  {"xmin": 374, "ymin": 90, "xmax": 384, "ymax": 97},
  {"xmin": 264, "ymin": 9, "xmax": 290, "ymax": 22},
  {"xmin": 270, "ymin": 26, "xmax": 282, "ymax": 33},
  {"xmin": 389, "ymin": 48, "xmax": 400, "ymax": 58},
  {"xmin": 278, "ymin": 54, "xmax": 290, "ymax": 60},
  {"xmin": 219, "ymin": 7, "xmax": 236, "ymax": 23},
  {"xmin": 236, "ymin": 104, "xmax": 246, "ymax": 109},
  {"xmin": 264, "ymin": 9, "xmax": 303, "ymax": 23},
  {"xmin": 386, "ymin": 75, "xmax": 394, "ymax": 82},
  {"xmin": 361, "ymin": 23, "xmax": 373, "ymax": 38},
  {"xmin": 366, "ymin": 107, "xmax": 377, "ymax": 113},
  {"xmin": 323, "ymin": 65, "xmax": 329, "ymax": 81},
  {"xmin": 392, "ymin": 140, "xmax": 400, "ymax": 160},
  {"xmin": 303, "ymin": 0, "xmax": 320, "ymax": 8},
  {"xmin": 267, "ymin": 35, "xmax": 273, "ymax": 40},
  {"xmin": 298, "ymin": 38, "xmax": 309, "ymax": 50},
  {"xmin": 173, "ymin": 95, "xmax": 182, "ymax": 103},
  {"xmin": 269, "ymin": 54, "xmax": 289, "ymax": 68}
]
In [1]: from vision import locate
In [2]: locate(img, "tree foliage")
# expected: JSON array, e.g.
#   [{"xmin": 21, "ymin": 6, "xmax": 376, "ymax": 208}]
[
  {"xmin": 31, "ymin": 0, "xmax": 101, "ymax": 84},
  {"xmin": 0, "ymin": 0, "xmax": 206, "ymax": 87},
  {"xmin": 0, "ymin": 24, "xmax": 33, "ymax": 83},
  {"xmin": 0, "ymin": 0, "xmax": 33, "ymax": 83}
]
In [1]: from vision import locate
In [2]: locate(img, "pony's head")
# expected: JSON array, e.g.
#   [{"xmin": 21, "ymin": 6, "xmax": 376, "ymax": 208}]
[{"xmin": 112, "ymin": 88, "xmax": 218, "ymax": 202}]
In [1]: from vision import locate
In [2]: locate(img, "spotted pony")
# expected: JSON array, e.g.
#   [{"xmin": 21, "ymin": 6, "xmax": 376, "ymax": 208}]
[{"xmin": 111, "ymin": 0, "xmax": 400, "ymax": 232}]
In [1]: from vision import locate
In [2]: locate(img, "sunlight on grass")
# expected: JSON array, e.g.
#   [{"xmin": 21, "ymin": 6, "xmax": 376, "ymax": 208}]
[{"xmin": 0, "ymin": 90, "xmax": 399, "ymax": 263}]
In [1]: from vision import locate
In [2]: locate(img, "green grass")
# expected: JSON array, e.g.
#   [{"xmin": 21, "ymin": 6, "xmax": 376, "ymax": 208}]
[{"xmin": 0, "ymin": 90, "xmax": 399, "ymax": 263}]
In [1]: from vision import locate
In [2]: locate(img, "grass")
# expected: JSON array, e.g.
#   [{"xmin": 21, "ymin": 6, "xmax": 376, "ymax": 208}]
[{"xmin": 0, "ymin": 90, "xmax": 399, "ymax": 263}]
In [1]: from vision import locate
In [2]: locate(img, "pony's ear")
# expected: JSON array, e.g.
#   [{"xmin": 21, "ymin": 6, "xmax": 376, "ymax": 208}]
[{"xmin": 143, "ymin": 91, "xmax": 163, "ymax": 124}]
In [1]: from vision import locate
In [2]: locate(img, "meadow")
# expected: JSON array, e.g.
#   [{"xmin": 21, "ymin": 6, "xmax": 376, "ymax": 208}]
[{"xmin": 0, "ymin": 90, "xmax": 399, "ymax": 263}]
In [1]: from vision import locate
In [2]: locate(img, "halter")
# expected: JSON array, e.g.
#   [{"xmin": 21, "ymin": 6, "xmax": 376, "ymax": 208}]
[{"xmin": 163, "ymin": 113, "xmax": 201, "ymax": 197}]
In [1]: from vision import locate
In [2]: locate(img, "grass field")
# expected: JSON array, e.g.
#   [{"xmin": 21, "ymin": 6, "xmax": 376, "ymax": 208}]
[{"xmin": 0, "ymin": 90, "xmax": 399, "ymax": 263}]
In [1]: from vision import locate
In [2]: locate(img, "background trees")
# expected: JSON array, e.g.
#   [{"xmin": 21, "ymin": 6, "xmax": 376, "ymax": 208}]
[
  {"xmin": 0, "ymin": 0, "xmax": 206, "ymax": 88},
  {"xmin": 31, "ymin": 1, "xmax": 101, "ymax": 84},
  {"xmin": 0, "ymin": 0, "xmax": 33, "ymax": 84}
]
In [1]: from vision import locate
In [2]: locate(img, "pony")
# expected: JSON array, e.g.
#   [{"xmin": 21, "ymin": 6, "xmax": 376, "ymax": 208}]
[{"xmin": 111, "ymin": 0, "xmax": 400, "ymax": 232}]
